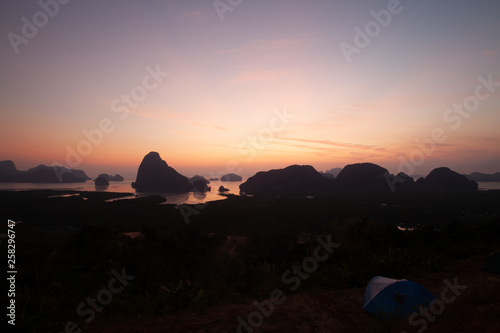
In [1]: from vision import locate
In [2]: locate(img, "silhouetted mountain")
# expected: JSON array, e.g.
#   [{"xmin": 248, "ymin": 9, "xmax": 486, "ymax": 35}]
[
  {"xmin": 94, "ymin": 175, "xmax": 110, "ymax": 186},
  {"xmin": 396, "ymin": 172, "xmax": 414, "ymax": 182},
  {"xmin": 0, "ymin": 160, "xmax": 19, "ymax": 179},
  {"xmin": 131, "ymin": 152, "xmax": 193, "ymax": 193},
  {"xmin": 193, "ymin": 179, "xmax": 211, "ymax": 193},
  {"xmin": 319, "ymin": 172, "xmax": 335, "ymax": 179},
  {"xmin": 334, "ymin": 163, "xmax": 390, "ymax": 191},
  {"xmin": 189, "ymin": 175, "xmax": 210, "ymax": 184},
  {"xmin": 27, "ymin": 165, "xmax": 91, "ymax": 181},
  {"xmin": 323, "ymin": 167, "xmax": 343, "ymax": 178},
  {"xmin": 97, "ymin": 173, "xmax": 124, "ymax": 181},
  {"xmin": 1, "ymin": 163, "xmax": 88, "ymax": 183},
  {"xmin": 391, "ymin": 172, "xmax": 415, "ymax": 191},
  {"xmin": 221, "ymin": 173, "xmax": 242, "ymax": 181},
  {"xmin": 239, "ymin": 165, "xmax": 334, "ymax": 194},
  {"xmin": 209, "ymin": 178, "xmax": 219, "ymax": 181},
  {"xmin": 415, "ymin": 167, "xmax": 478, "ymax": 191},
  {"xmin": 465, "ymin": 172, "xmax": 500, "ymax": 182}
]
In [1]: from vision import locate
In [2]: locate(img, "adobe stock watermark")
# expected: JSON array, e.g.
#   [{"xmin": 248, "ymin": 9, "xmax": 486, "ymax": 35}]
[
  {"xmin": 50, "ymin": 267, "xmax": 135, "ymax": 333},
  {"xmin": 402, "ymin": 277, "xmax": 467, "ymax": 333},
  {"xmin": 386, "ymin": 73, "xmax": 500, "ymax": 192},
  {"xmin": 7, "ymin": 0, "xmax": 72, "ymax": 54},
  {"xmin": 236, "ymin": 236, "xmax": 340, "ymax": 333},
  {"xmin": 213, "ymin": 0, "xmax": 244, "ymax": 22},
  {"xmin": 51, "ymin": 64, "xmax": 169, "ymax": 181},
  {"xmin": 178, "ymin": 107, "xmax": 294, "ymax": 225},
  {"xmin": 340, "ymin": 0, "xmax": 408, "ymax": 64}
]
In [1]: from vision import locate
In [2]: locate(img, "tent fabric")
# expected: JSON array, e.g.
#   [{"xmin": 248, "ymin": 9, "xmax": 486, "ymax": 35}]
[
  {"xmin": 481, "ymin": 250, "xmax": 500, "ymax": 274},
  {"xmin": 362, "ymin": 276, "xmax": 436, "ymax": 320},
  {"xmin": 362, "ymin": 276, "xmax": 406, "ymax": 308}
]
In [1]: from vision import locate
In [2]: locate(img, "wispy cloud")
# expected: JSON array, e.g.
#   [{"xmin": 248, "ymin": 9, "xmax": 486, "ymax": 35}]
[{"xmin": 277, "ymin": 137, "xmax": 387, "ymax": 152}]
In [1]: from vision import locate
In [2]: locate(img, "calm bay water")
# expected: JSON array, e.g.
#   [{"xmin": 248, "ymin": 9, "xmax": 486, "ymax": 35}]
[
  {"xmin": 0, "ymin": 179, "xmax": 247, "ymax": 205},
  {"xmin": 477, "ymin": 182, "xmax": 500, "ymax": 191},
  {"xmin": 1, "ymin": 181, "xmax": 498, "ymax": 205}
]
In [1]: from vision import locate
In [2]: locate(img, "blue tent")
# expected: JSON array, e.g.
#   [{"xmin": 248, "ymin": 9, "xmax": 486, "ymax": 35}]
[{"xmin": 362, "ymin": 276, "xmax": 436, "ymax": 320}]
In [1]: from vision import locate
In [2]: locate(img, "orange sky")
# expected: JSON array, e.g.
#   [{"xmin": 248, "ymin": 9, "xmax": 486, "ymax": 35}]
[{"xmin": 1, "ymin": 0, "xmax": 499, "ymax": 178}]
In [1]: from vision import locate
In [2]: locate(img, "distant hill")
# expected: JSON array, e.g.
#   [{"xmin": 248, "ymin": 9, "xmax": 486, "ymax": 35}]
[
  {"xmin": 322, "ymin": 167, "xmax": 343, "ymax": 178},
  {"xmin": 240, "ymin": 163, "xmax": 480, "ymax": 195},
  {"xmin": 320, "ymin": 172, "xmax": 335, "ymax": 179},
  {"xmin": 97, "ymin": 173, "xmax": 124, "ymax": 181},
  {"xmin": 131, "ymin": 152, "xmax": 193, "ymax": 193},
  {"xmin": 464, "ymin": 172, "xmax": 500, "ymax": 182},
  {"xmin": 189, "ymin": 175, "xmax": 210, "ymax": 184},
  {"xmin": 94, "ymin": 175, "xmax": 110, "ymax": 186},
  {"xmin": 0, "ymin": 160, "xmax": 18, "ymax": 178},
  {"xmin": 28, "ymin": 165, "xmax": 91, "ymax": 181},
  {"xmin": 221, "ymin": 173, "xmax": 242, "ymax": 182},
  {"xmin": 415, "ymin": 167, "xmax": 478, "ymax": 191},
  {"xmin": 240, "ymin": 165, "xmax": 334, "ymax": 194},
  {"xmin": 335, "ymin": 163, "xmax": 390, "ymax": 191},
  {"xmin": 0, "ymin": 161, "xmax": 90, "ymax": 183}
]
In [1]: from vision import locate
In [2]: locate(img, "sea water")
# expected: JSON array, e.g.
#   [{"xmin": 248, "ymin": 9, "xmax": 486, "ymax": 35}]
[{"xmin": 0, "ymin": 179, "xmax": 246, "ymax": 205}]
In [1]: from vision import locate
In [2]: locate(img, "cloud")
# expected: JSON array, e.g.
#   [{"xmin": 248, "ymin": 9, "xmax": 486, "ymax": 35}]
[{"xmin": 277, "ymin": 137, "xmax": 387, "ymax": 152}]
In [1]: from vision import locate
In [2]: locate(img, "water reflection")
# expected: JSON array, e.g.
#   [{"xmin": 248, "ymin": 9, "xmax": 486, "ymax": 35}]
[
  {"xmin": 0, "ymin": 179, "xmax": 247, "ymax": 205},
  {"xmin": 95, "ymin": 184, "xmax": 109, "ymax": 192}
]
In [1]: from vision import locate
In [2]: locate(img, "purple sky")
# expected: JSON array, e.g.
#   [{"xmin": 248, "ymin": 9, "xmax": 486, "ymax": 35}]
[{"xmin": 1, "ymin": 0, "xmax": 499, "ymax": 178}]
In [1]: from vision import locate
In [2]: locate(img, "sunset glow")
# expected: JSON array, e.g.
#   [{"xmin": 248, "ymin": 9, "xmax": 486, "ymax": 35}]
[{"xmin": 1, "ymin": 0, "xmax": 499, "ymax": 178}]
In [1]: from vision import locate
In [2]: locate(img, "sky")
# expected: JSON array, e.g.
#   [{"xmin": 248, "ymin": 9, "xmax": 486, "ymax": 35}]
[{"xmin": 1, "ymin": 0, "xmax": 499, "ymax": 179}]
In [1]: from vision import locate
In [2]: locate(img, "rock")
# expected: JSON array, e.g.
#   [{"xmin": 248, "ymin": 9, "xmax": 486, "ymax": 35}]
[
  {"xmin": 97, "ymin": 173, "xmax": 124, "ymax": 181},
  {"xmin": 218, "ymin": 185, "xmax": 229, "ymax": 192},
  {"xmin": 209, "ymin": 178, "xmax": 219, "ymax": 181},
  {"xmin": 94, "ymin": 176, "xmax": 110, "ymax": 186},
  {"xmin": 190, "ymin": 175, "xmax": 210, "ymax": 184},
  {"xmin": 417, "ymin": 167, "xmax": 478, "ymax": 191},
  {"xmin": 221, "ymin": 173, "xmax": 242, "ymax": 181},
  {"xmin": 239, "ymin": 165, "xmax": 334, "ymax": 194},
  {"xmin": 193, "ymin": 179, "xmax": 211, "ymax": 193},
  {"xmin": 334, "ymin": 163, "xmax": 390, "ymax": 191},
  {"xmin": 131, "ymin": 152, "xmax": 193, "ymax": 193}
]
